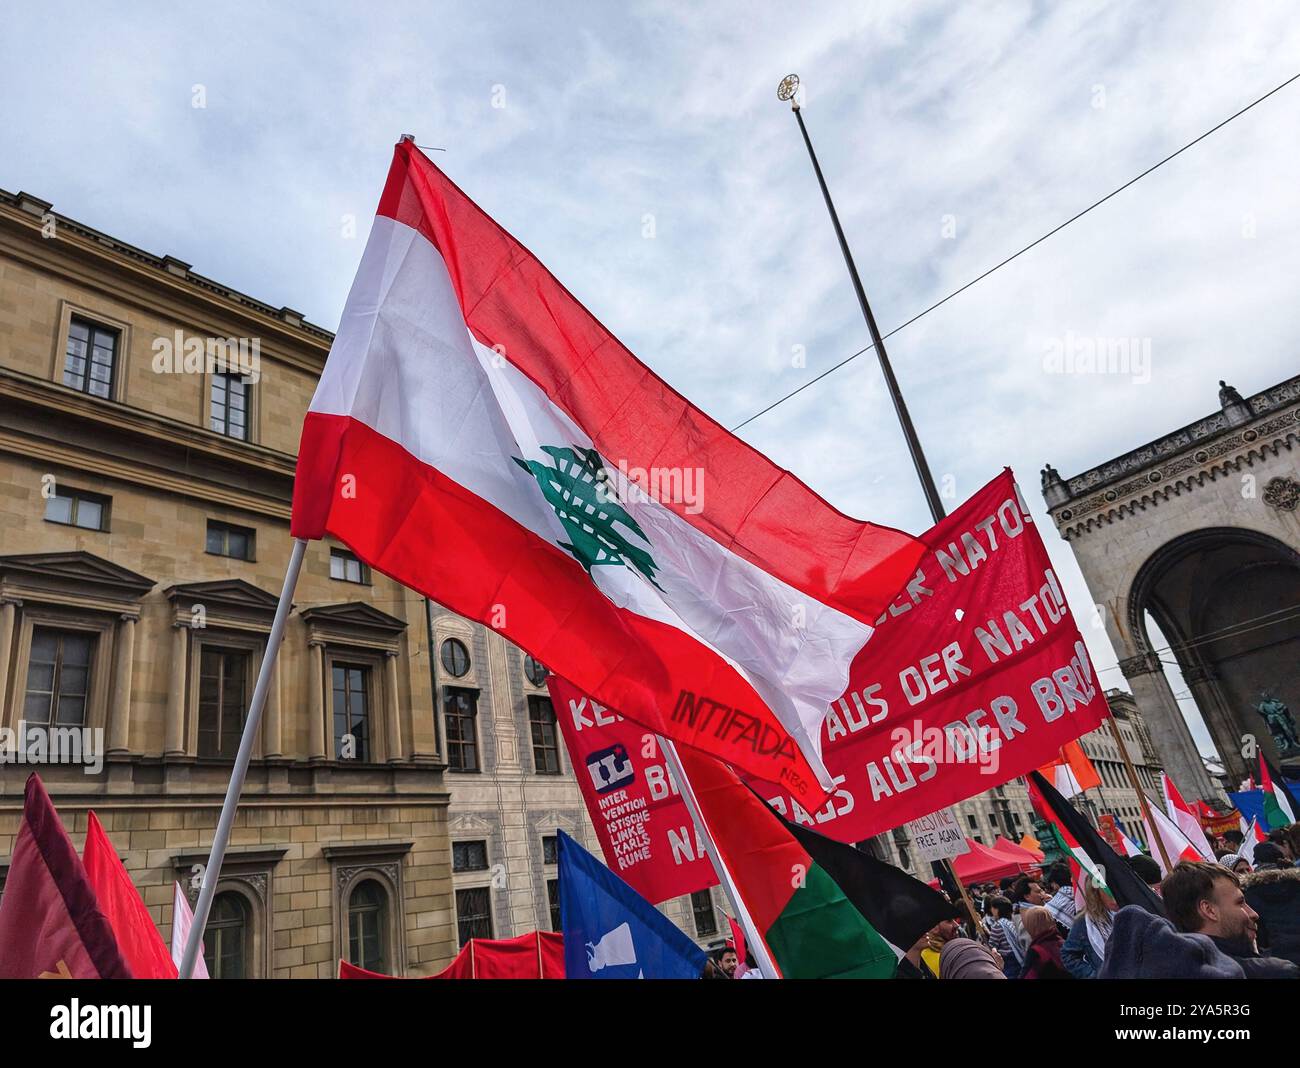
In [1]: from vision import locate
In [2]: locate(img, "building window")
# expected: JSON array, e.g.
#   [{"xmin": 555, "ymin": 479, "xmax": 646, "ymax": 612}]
[
  {"xmin": 547, "ymin": 878, "xmax": 561, "ymax": 931},
  {"xmin": 524, "ymin": 655, "xmax": 548, "ymax": 686},
  {"xmin": 329, "ymin": 548, "xmax": 368, "ymax": 584},
  {"xmin": 456, "ymin": 887, "xmax": 493, "ymax": 947},
  {"xmin": 62, "ymin": 317, "xmax": 118, "ymax": 399},
  {"xmin": 203, "ymin": 892, "xmax": 249, "ymax": 979},
  {"xmin": 210, "ymin": 372, "xmax": 250, "ymax": 440},
  {"xmin": 542, "ymin": 835, "xmax": 558, "ymax": 866},
  {"xmin": 206, "ymin": 520, "xmax": 255, "ymax": 561},
  {"xmin": 44, "ymin": 488, "xmax": 109, "ymax": 531},
  {"xmin": 347, "ymin": 880, "xmax": 390, "ymax": 974},
  {"xmin": 24, "ymin": 627, "xmax": 94, "ymax": 727},
  {"xmin": 528, "ymin": 696, "xmax": 561, "ymax": 775},
  {"xmin": 966, "ymin": 814, "xmax": 977, "ymax": 830},
  {"xmin": 198, "ymin": 648, "xmax": 249, "ymax": 759},
  {"xmin": 691, "ymin": 890, "xmax": 717, "ymax": 938},
  {"xmin": 444, "ymin": 688, "xmax": 479, "ymax": 772},
  {"xmin": 209, "ymin": 372, "xmax": 250, "ymax": 440},
  {"xmin": 440, "ymin": 638, "xmax": 470, "ymax": 677},
  {"xmin": 332, "ymin": 663, "xmax": 370, "ymax": 761},
  {"xmin": 898, "ymin": 846, "xmax": 911, "ymax": 870},
  {"xmin": 452, "ymin": 840, "xmax": 489, "ymax": 873}
]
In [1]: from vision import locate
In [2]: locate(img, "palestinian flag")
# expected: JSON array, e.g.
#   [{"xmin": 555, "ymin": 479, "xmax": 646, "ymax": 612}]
[
  {"xmin": 679, "ymin": 745, "xmax": 958, "ymax": 978},
  {"xmin": 1259, "ymin": 753, "xmax": 1298, "ymax": 829},
  {"xmin": 1027, "ymin": 771, "xmax": 1164, "ymax": 915},
  {"xmin": 290, "ymin": 139, "xmax": 926, "ymax": 796}
]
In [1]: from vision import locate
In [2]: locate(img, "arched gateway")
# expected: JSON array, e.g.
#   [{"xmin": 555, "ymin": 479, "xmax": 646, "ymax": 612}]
[{"xmin": 1042, "ymin": 376, "xmax": 1300, "ymax": 801}]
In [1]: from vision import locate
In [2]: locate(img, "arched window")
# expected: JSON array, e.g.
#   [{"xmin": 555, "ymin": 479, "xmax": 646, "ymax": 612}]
[
  {"xmin": 203, "ymin": 891, "xmax": 250, "ymax": 979},
  {"xmin": 440, "ymin": 638, "xmax": 470, "ymax": 678},
  {"xmin": 348, "ymin": 879, "xmax": 390, "ymax": 974},
  {"xmin": 523, "ymin": 655, "xmax": 548, "ymax": 686}
]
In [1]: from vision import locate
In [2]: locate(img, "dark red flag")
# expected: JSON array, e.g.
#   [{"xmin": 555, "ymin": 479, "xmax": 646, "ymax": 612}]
[{"xmin": 0, "ymin": 774, "xmax": 132, "ymax": 978}]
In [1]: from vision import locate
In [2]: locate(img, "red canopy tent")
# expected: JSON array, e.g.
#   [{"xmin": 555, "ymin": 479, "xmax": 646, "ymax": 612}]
[
  {"xmin": 949, "ymin": 838, "xmax": 1033, "ymax": 884},
  {"xmin": 993, "ymin": 836, "xmax": 1045, "ymax": 865},
  {"xmin": 339, "ymin": 930, "xmax": 564, "ymax": 979}
]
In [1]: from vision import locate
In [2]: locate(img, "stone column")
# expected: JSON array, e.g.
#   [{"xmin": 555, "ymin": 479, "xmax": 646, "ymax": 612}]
[
  {"xmin": 165, "ymin": 623, "xmax": 187, "ymax": 756},
  {"xmin": 0, "ymin": 598, "xmax": 19, "ymax": 728},
  {"xmin": 261, "ymin": 647, "xmax": 282, "ymax": 758},
  {"xmin": 384, "ymin": 651, "xmax": 403, "ymax": 762},
  {"xmin": 485, "ymin": 634, "xmax": 521, "ymax": 772},
  {"xmin": 107, "ymin": 614, "xmax": 136, "ymax": 754},
  {"xmin": 308, "ymin": 639, "xmax": 326, "ymax": 760},
  {"xmin": 1183, "ymin": 663, "xmax": 1248, "ymax": 787},
  {"xmin": 1120, "ymin": 651, "xmax": 1217, "ymax": 799}
]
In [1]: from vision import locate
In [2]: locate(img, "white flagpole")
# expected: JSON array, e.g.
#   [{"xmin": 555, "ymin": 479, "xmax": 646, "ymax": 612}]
[
  {"xmin": 178, "ymin": 537, "xmax": 309, "ymax": 979},
  {"xmin": 657, "ymin": 735, "xmax": 781, "ymax": 979}
]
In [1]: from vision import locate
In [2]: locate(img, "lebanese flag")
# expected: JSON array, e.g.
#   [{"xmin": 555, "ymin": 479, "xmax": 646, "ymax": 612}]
[
  {"xmin": 1160, "ymin": 773, "xmax": 1215, "ymax": 860},
  {"xmin": 1037, "ymin": 739, "xmax": 1101, "ymax": 798},
  {"xmin": 0, "ymin": 774, "xmax": 132, "ymax": 979},
  {"xmin": 82, "ymin": 812, "xmax": 178, "ymax": 979},
  {"xmin": 171, "ymin": 882, "xmax": 209, "ymax": 978},
  {"xmin": 678, "ymin": 747, "xmax": 958, "ymax": 978},
  {"xmin": 291, "ymin": 140, "xmax": 925, "ymax": 795},
  {"xmin": 1143, "ymin": 799, "xmax": 1207, "ymax": 876},
  {"xmin": 1259, "ymin": 753, "xmax": 1298, "ymax": 829}
]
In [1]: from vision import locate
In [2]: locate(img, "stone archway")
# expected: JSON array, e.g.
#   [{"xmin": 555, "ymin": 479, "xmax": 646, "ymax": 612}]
[{"xmin": 1128, "ymin": 526, "xmax": 1300, "ymax": 786}]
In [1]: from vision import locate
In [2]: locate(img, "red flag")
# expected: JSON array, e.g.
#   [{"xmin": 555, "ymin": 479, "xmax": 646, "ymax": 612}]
[
  {"xmin": 547, "ymin": 674, "xmax": 717, "ymax": 904},
  {"xmin": 0, "ymin": 774, "xmax": 131, "ymax": 979},
  {"xmin": 82, "ymin": 812, "xmax": 178, "ymax": 979}
]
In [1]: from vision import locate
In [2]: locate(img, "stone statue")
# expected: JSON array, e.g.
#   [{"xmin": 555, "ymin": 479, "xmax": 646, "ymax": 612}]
[
  {"xmin": 1219, "ymin": 380, "xmax": 1245, "ymax": 407},
  {"xmin": 1255, "ymin": 691, "xmax": 1300, "ymax": 755}
]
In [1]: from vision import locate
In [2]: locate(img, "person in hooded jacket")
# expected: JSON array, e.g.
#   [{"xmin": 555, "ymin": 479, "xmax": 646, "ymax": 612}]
[
  {"xmin": 1099, "ymin": 904, "xmax": 1243, "ymax": 979},
  {"xmin": 1243, "ymin": 864, "xmax": 1300, "ymax": 967},
  {"xmin": 1162, "ymin": 860, "xmax": 1298, "ymax": 979}
]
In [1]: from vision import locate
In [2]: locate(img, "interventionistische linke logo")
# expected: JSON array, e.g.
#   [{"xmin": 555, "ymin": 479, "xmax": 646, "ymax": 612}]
[{"xmin": 514, "ymin": 445, "xmax": 662, "ymax": 590}]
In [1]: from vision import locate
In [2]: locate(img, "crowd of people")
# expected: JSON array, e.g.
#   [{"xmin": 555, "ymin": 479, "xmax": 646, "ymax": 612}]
[
  {"xmin": 699, "ymin": 825, "xmax": 1300, "ymax": 979},
  {"xmin": 909, "ymin": 823, "xmax": 1300, "ymax": 980}
]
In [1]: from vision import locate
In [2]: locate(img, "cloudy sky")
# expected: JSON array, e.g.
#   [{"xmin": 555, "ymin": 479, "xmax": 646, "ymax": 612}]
[{"xmin": 5, "ymin": 0, "xmax": 1299, "ymax": 757}]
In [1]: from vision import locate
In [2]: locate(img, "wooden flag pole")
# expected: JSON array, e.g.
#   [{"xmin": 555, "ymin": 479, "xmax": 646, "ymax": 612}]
[
  {"xmin": 1106, "ymin": 713, "xmax": 1173, "ymax": 872},
  {"xmin": 178, "ymin": 537, "xmax": 308, "ymax": 979},
  {"xmin": 947, "ymin": 859, "xmax": 985, "ymax": 939},
  {"xmin": 658, "ymin": 736, "xmax": 782, "ymax": 979}
]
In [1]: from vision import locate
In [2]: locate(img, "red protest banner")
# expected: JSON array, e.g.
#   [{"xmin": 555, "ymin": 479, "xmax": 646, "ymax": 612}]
[
  {"xmin": 748, "ymin": 469, "xmax": 1108, "ymax": 841},
  {"xmin": 547, "ymin": 675, "xmax": 717, "ymax": 904}
]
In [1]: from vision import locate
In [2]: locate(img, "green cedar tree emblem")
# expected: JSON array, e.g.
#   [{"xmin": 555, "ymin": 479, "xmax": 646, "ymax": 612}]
[{"xmin": 514, "ymin": 445, "xmax": 662, "ymax": 589}]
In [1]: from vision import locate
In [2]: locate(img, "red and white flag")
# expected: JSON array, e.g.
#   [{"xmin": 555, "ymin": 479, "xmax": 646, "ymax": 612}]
[
  {"xmin": 291, "ymin": 141, "xmax": 925, "ymax": 796},
  {"xmin": 170, "ymin": 882, "xmax": 209, "ymax": 978},
  {"xmin": 1143, "ymin": 799, "xmax": 1207, "ymax": 876},
  {"xmin": 1160, "ymin": 772, "xmax": 1215, "ymax": 861}
]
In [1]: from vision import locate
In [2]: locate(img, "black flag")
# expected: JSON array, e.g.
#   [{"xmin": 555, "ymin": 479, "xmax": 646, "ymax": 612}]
[{"xmin": 1028, "ymin": 770, "xmax": 1165, "ymax": 917}]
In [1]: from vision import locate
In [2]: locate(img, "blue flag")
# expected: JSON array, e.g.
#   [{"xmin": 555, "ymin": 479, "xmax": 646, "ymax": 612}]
[
  {"xmin": 1229, "ymin": 789, "xmax": 1268, "ymax": 830},
  {"xmin": 558, "ymin": 831, "xmax": 706, "ymax": 980}
]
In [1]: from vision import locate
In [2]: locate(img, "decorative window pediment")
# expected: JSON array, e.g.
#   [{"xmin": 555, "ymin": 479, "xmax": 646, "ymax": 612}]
[
  {"xmin": 0, "ymin": 551, "xmax": 154, "ymax": 614},
  {"xmin": 301, "ymin": 602, "xmax": 406, "ymax": 653},
  {"xmin": 166, "ymin": 578, "xmax": 282, "ymax": 632}
]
